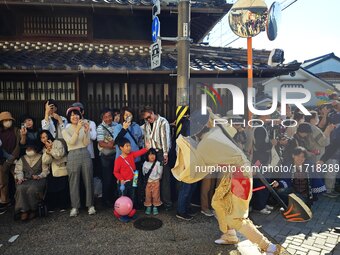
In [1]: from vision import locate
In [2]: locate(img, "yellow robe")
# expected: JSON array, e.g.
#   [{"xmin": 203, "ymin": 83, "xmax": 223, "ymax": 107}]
[{"xmin": 172, "ymin": 126, "xmax": 253, "ymax": 228}]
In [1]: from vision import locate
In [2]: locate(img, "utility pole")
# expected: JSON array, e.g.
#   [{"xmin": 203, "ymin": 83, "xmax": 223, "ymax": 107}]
[{"xmin": 175, "ymin": 0, "xmax": 190, "ymax": 137}]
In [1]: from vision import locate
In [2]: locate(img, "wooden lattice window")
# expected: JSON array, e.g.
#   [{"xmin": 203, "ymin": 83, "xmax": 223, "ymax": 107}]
[
  {"xmin": 23, "ymin": 16, "xmax": 88, "ymax": 37},
  {"xmin": 0, "ymin": 81, "xmax": 25, "ymax": 100},
  {"xmin": 28, "ymin": 81, "xmax": 76, "ymax": 101}
]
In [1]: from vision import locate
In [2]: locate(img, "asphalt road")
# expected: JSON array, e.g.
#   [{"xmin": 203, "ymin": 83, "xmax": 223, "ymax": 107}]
[{"xmin": 0, "ymin": 205, "xmax": 242, "ymax": 255}]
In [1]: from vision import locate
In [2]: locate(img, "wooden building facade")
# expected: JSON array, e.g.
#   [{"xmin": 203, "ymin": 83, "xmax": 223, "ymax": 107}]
[{"xmin": 0, "ymin": 0, "xmax": 299, "ymax": 123}]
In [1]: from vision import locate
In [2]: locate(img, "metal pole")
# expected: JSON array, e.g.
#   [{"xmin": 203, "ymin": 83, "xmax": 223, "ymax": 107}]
[
  {"xmin": 176, "ymin": 0, "xmax": 190, "ymax": 136},
  {"xmin": 247, "ymin": 37, "xmax": 253, "ymax": 121}
]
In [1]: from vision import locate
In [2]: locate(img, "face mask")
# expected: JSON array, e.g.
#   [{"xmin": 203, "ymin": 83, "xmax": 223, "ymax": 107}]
[
  {"xmin": 26, "ymin": 150, "xmax": 36, "ymax": 157},
  {"xmin": 3, "ymin": 120, "xmax": 12, "ymax": 128}
]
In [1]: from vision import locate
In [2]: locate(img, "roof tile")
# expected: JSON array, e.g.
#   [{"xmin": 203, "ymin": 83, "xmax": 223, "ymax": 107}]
[{"xmin": 0, "ymin": 40, "xmax": 300, "ymax": 74}]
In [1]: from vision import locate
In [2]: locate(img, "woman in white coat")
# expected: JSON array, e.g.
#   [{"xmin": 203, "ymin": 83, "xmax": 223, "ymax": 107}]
[{"xmin": 40, "ymin": 130, "xmax": 70, "ymax": 212}]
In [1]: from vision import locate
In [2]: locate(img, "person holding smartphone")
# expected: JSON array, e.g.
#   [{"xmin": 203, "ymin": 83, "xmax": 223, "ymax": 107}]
[
  {"xmin": 70, "ymin": 102, "xmax": 97, "ymax": 162},
  {"xmin": 114, "ymin": 107, "xmax": 143, "ymax": 159},
  {"xmin": 41, "ymin": 99, "xmax": 67, "ymax": 139},
  {"xmin": 62, "ymin": 107, "xmax": 95, "ymax": 217},
  {"xmin": 19, "ymin": 115, "xmax": 41, "ymax": 157},
  {"xmin": 40, "ymin": 130, "xmax": 70, "ymax": 212}
]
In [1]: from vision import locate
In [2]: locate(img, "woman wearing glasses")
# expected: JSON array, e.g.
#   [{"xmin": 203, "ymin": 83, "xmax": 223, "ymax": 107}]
[{"xmin": 114, "ymin": 107, "xmax": 144, "ymax": 207}]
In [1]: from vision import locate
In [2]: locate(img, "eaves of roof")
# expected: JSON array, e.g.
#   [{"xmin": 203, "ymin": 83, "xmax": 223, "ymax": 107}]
[
  {"xmin": 302, "ymin": 53, "xmax": 340, "ymax": 69},
  {"xmin": 0, "ymin": 40, "xmax": 301, "ymax": 77},
  {"xmin": 0, "ymin": 0, "xmax": 232, "ymax": 11}
]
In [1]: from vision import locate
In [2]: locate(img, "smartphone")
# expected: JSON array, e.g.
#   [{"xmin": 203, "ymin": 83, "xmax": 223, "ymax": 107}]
[
  {"xmin": 21, "ymin": 123, "xmax": 26, "ymax": 129},
  {"xmin": 126, "ymin": 115, "xmax": 132, "ymax": 123}
]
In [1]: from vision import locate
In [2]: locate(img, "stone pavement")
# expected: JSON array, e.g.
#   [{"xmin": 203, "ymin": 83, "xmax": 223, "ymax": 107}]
[{"xmin": 250, "ymin": 195, "xmax": 340, "ymax": 255}]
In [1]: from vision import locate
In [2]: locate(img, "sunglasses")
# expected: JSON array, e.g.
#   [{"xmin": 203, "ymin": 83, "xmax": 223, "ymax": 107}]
[{"xmin": 144, "ymin": 114, "xmax": 152, "ymax": 121}]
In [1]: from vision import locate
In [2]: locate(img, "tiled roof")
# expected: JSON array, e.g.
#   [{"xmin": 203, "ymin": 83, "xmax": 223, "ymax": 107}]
[
  {"xmin": 302, "ymin": 53, "xmax": 340, "ymax": 69},
  {"xmin": 0, "ymin": 41, "xmax": 300, "ymax": 75},
  {"xmin": 1, "ymin": 0, "xmax": 231, "ymax": 9}
]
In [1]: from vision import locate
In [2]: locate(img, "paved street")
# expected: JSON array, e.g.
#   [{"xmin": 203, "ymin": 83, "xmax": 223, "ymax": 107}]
[
  {"xmin": 1, "ymin": 195, "xmax": 339, "ymax": 255},
  {"xmin": 250, "ymin": 195, "xmax": 340, "ymax": 255},
  {"xmin": 0, "ymin": 204, "xmax": 241, "ymax": 255}
]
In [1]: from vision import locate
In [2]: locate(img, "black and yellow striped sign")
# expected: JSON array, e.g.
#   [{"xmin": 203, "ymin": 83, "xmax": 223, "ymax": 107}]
[{"xmin": 175, "ymin": 105, "xmax": 189, "ymax": 137}]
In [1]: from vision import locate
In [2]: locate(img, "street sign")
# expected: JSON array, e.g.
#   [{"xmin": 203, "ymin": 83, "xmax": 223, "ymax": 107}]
[
  {"xmin": 152, "ymin": 16, "xmax": 160, "ymax": 43},
  {"xmin": 150, "ymin": 39, "xmax": 161, "ymax": 69}
]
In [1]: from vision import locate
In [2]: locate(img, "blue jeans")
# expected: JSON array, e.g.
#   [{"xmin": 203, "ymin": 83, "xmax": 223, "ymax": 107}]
[
  {"xmin": 251, "ymin": 178, "xmax": 270, "ymax": 210},
  {"xmin": 177, "ymin": 182, "xmax": 197, "ymax": 214},
  {"xmin": 100, "ymin": 154, "xmax": 117, "ymax": 206}
]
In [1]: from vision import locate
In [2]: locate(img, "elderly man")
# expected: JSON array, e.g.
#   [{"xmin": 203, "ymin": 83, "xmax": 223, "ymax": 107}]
[
  {"xmin": 96, "ymin": 108, "xmax": 117, "ymax": 208},
  {"xmin": 141, "ymin": 106, "xmax": 172, "ymax": 210}
]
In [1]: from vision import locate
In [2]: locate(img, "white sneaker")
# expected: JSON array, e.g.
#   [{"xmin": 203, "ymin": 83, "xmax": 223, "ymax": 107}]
[
  {"xmin": 214, "ymin": 233, "xmax": 239, "ymax": 245},
  {"xmin": 70, "ymin": 208, "xmax": 79, "ymax": 217},
  {"xmin": 201, "ymin": 209, "xmax": 214, "ymax": 217},
  {"xmin": 258, "ymin": 208, "xmax": 271, "ymax": 215},
  {"xmin": 88, "ymin": 206, "xmax": 96, "ymax": 215},
  {"xmin": 266, "ymin": 205, "xmax": 274, "ymax": 210}
]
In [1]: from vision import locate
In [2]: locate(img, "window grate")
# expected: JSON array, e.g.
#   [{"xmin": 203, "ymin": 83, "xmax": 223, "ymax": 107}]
[
  {"xmin": 0, "ymin": 81, "xmax": 25, "ymax": 100},
  {"xmin": 23, "ymin": 16, "xmax": 88, "ymax": 37},
  {"xmin": 28, "ymin": 81, "xmax": 76, "ymax": 101}
]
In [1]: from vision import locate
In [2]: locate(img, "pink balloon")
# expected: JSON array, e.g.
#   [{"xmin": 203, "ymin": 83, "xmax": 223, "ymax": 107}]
[{"xmin": 114, "ymin": 196, "xmax": 133, "ymax": 216}]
